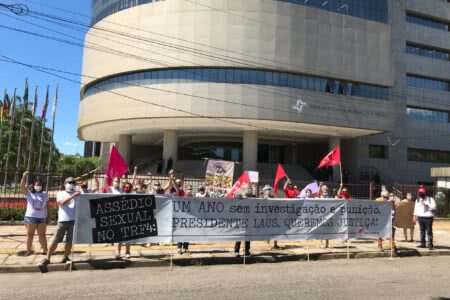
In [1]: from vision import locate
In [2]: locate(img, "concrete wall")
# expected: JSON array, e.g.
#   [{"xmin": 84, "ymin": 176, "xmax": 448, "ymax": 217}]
[{"xmin": 356, "ymin": 0, "xmax": 450, "ymax": 184}]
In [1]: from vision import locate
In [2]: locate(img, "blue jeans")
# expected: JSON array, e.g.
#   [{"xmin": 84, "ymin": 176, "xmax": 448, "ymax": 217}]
[{"xmin": 418, "ymin": 217, "xmax": 433, "ymax": 246}]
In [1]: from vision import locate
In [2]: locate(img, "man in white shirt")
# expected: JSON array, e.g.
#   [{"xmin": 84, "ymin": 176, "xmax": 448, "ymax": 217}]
[
  {"xmin": 413, "ymin": 187, "xmax": 437, "ymax": 250},
  {"xmin": 39, "ymin": 177, "xmax": 80, "ymax": 268}
]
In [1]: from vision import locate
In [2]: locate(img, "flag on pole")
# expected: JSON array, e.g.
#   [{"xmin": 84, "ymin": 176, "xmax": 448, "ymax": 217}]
[
  {"xmin": 225, "ymin": 171, "xmax": 251, "ymax": 198},
  {"xmin": 41, "ymin": 86, "xmax": 49, "ymax": 119},
  {"xmin": 104, "ymin": 145, "xmax": 128, "ymax": 187},
  {"xmin": 2, "ymin": 91, "xmax": 10, "ymax": 120},
  {"xmin": 32, "ymin": 87, "xmax": 38, "ymax": 115},
  {"xmin": 273, "ymin": 163, "xmax": 288, "ymax": 193},
  {"xmin": 23, "ymin": 79, "xmax": 29, "ymax": 111},
  {"xmin": 9, "ymin": 91, "xmax": 16, "ymax": 125},
  {"xmin": 318, "ymin": 146, "xmax": 341, "ymax": 168},
  {"xmin": 52, "ymin": 85, "xmax": 58, "ymax": 118}
]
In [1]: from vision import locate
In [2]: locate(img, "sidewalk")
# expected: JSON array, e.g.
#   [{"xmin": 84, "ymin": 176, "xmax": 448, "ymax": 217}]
[{"xmin": 1, "ymin": 221, "xmax": 450, "ymax": 273}]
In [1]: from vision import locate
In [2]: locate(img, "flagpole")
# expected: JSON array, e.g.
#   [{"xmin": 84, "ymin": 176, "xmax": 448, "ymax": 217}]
[
  {"xmin": 339, "ymin": 162, "xmax": 343, "ymax": 186},
  {"xmin": 36, "ymin": 85, "xmax": 49, "ymax": 175},
  {"xmin": 26, "ymin": 87, "xmax": 38, "ymax": 185},
  {"xmin": 13, "ymin": 80, "xmax": 28, "ymax": 193},
  {"xmin": 45, "ymin": 85, "xmax": 58, "ymax": 192},
  {"xmin": 2, "ymin": 89, "xmax": 16, "ymax": 193},
  {"xmin": 0, "ymin": 90, "xmax": 6, "ymax": 171},
  {"xmin": 13, "ymin": 102, "xmax": 25, "ymax": 193}
]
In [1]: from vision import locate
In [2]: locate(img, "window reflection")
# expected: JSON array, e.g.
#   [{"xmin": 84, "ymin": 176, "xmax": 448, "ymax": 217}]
[
  {"xmin": 83, "ymin": 68, "xmax": 389, "ymax": 101},
  {"xmin": 92, "ymin": 0, "xmax": 388, "ymax": 25}
]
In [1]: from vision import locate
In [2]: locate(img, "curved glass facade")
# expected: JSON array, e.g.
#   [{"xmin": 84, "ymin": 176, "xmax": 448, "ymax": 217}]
[
  {"xmin": 83, "ymin": 68, "xmax": 389, "ymax": 100},
  {"xmin": 91, "ymin": 0, "xmax": 388, "ymax": 25}
]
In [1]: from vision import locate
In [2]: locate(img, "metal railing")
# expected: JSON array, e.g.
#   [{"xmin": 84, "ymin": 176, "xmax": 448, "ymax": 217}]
[{"xmin": 0, "ymin": 170, "xmax": 448, "ymax": 218}]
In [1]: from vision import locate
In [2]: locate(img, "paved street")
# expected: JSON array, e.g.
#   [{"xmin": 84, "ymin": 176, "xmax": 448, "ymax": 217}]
[{"xmin": 0, "ymin": 256, "xmax": 449, "ymax": 300}]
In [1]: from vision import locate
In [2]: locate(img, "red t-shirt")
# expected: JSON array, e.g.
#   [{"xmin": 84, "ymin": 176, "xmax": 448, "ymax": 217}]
[{"xmin": 284, "ymin": 187, "xmax": 299, "ymax": 198}]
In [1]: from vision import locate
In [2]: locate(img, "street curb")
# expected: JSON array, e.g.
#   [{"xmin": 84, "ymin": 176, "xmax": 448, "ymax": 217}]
[{"xmin": 2, "ymin": 250, "xmax": 450, "ymax": 273}]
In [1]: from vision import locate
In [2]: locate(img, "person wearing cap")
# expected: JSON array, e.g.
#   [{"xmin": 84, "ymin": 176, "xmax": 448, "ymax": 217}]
[
  {"xmin": 414, "ymin": 187, "xmax": 436, "ymax": 250},
  {"xmin": 39, "ymin": 177, "xmax": 80, "ymax": 267},
  {"xmin": 196, "ymin": 185, "xmax": 209, "ymax": 198}
]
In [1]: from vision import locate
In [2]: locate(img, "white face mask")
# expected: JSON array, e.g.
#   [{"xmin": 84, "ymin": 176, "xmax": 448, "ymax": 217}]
[
  {"xmin": 65, "ymin": 183, "xmax": 75, "ymax": 192},
  {"xmin": 34, "ymin": 186, "xmax": 42, "ymax": 192},
  {"xmin": 113, "ymin": 182, "xmax": 120, "ymax": 188}
]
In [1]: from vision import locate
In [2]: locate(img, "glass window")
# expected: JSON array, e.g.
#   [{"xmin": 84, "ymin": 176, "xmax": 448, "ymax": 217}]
[
  {"xmin": 408, "ymin": 148, "xmax": 450, "ymax": 164},
  {"xmin": 406, "ymin": 107, "xmax": 449, "ymax": 123},
  {"xmin": 82, "ymin": 68, "xmax": 389, "ymax": 101},
  {"xmin": 407, "ymin": 75, "xmax": 449, "ymax": 91},
  {"xmin": 92, "ymin": 0, "xmax": 387, "ymax": 26},
  {"xmin": 406, "ymin": 13, "xmax": 448, "ymax": 31},
  {"xmin": 369, "ymin": 145, "xmax": 387, "ymax": 159}
]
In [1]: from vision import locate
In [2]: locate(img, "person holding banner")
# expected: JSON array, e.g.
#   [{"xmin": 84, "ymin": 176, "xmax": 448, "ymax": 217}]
[
  {"xmin": 107, "ymin": 177, "xmax": 123, "ymax": 194},
  {"xmin": 234, "ymin": 183, "xmax": 254, "ymax": 257},
  {"xmin": 376, "ymin": 190, "xmax": 396, "ymax": 252},
  {"xmin": 115, "ymin": 182, "xmax": 133, "ymax": 259},
  {"xmin": 262, "ymin": 185, "xmax": 280, "ymax": 250},
  {"xmin": 20, "ymin": 171, "xmax": 48, "ymax": 256},
  {"xmin": 39, "ymin": 177, "xmax": 80, "ymax": 268}
]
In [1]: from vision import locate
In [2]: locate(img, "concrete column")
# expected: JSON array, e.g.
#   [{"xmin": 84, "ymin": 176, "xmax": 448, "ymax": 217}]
[
  {"xmin": 243, "ymin": 131, "xmax": 258, "ymax": 171},
  {"xmin": 329, "ymin": 137, "xmax": 341, "ymax": 182},
  {"xmin": 100, "ymin": 142, "xmax": 110, "ymax": 171},
  {"xmin": 118, "ymin": 134, "xmax": 132, "ymax": 166},
  {"xmin": 163, "ymin": 129, "xmax": 178, "ymax": 168}
]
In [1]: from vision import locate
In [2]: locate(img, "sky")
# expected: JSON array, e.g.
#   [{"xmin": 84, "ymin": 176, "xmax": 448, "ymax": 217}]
[{"xmin": 0, "ymin": 0, "xmax": 91, "ymax": 155}]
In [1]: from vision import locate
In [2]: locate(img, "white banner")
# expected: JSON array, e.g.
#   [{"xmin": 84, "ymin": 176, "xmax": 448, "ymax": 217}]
[
  {"xmin": 205, "ymin": 160, "xmax": 234, "ymax": 188},
  {"xmin": 74, "ymin": 195, "xmax": 392, "ymax": 244}
]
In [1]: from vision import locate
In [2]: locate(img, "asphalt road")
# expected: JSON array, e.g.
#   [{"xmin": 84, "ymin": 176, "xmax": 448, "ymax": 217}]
[{"xmin": 1, "ymin": 257, "xmax": 449, "ymax": 300}]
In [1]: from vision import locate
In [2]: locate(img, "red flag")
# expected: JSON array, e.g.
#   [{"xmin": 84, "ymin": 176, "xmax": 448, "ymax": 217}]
[
  {"xmin": 41, "ymin": 86, "xmax": 49, "ymax": 119},
  {"xmin": 318, "ymin": 146, "xmax": 341, "ymax": 168},
  {"xmin": 104, "ymin": 145, "xmax": 128, "ymax": 186},
  {"xmin": 225, "ymin": 172, "xmax": 251, "ymax": 199},
  {"xmin": 273, "ymin": 164, "xmax": 288, "ymax": 193}
]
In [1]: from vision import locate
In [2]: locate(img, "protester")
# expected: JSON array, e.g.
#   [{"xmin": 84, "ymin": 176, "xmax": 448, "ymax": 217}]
[
  {"xmin": 305, "ymin": 189, "xmax": 313, "ymax": 199},
  {"xmin": 150, "ymin": 181, "xmax": 165, "ymax": 195},
  {"xmin": 20, "ymin": 171, "xmax": 48, "ymax": 256},
  {"xmin": 336, "ymin": 184, "xmax": 352, "ymax": 200},
  {"xmin": 135, "ymin": 179, "xmax": 148, "ymax": 194},
  {"xmin": 318, "ymin": 184, "xmax": 330, "ymax": 198},
  {"xmin": 234, "ymin": 183, "xmax": 253, "ymax": 257},
  {"xmin": 39, "ymin": 177, "xmax": 80, "ymax": 267},
  {"xmin": 107, "ymin": 177, "xmax": 122, "ymax": 194},
  {"xmin": 283, "ymin": 179, "xmax": 300, "ymax": 198},
  {"xmin": 79, "ymin": 175, "xmax": 99, "ymax": 194},
  {"xmin": 394, "ymin": 193, "xmax": 415, "ymax": 242},
  {"xmin": 185, "ymin": 185, "xmax": 194, "ymax": 197},
  {"xmin": 164, "ymin": 174, "xmax": 189, "ymax": 254},
  {"xmin": 413, "ymin": 187, "xmax": 436, "ymax": 250},
  {"xmin": 196, "ymin": 185, "xmax": 209, "ymax": 197},
  {"xmin": 262, "ymin": 185, "xmax": 280, "ymax": 250},
  {"xmin": 318, "ymin": 184, "xmax": 330, "ymax": 248},
  {"xmin": 375, "ymin": 190, "xmax": 396, "ymax": 251},
  {"xmin": 115, "ymin": 181, "xmax": 133, "ymax": 259}
]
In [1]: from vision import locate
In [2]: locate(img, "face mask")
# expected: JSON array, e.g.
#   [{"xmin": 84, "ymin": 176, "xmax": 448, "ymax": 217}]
[
  {"xmin": 419, "ymin": 193, "xmax": 426, "ymax": 198},
  {"xmin": 322, "ymin": 193, "xmax": 329, "ymax": 197},
  {"xmin": 34, "ymin": 186, "xmax": 42, "ymax": 192},
  {"xmin": 65, "ymin": 183, "xmax": 74, "ymax": 192},
  {"xmin": 113, "ymin": 182, "xmax": 120, "ymax": 188},
  {"xmin": 123, "ymin": 187, "xmax": 131, "ymax": 193}
]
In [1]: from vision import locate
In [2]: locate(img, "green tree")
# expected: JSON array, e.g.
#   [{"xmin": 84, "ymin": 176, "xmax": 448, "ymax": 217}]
[{"xmin": 56, "ymin": 155, "xmax": 100, "ymax": 176}]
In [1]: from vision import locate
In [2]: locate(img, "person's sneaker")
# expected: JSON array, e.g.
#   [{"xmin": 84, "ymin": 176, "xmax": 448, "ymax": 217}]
[
  {"xmin": 125, "ymin": 253, "xmax": 131, "ymax": 259},
  {"xmin": 178, "ymin": 249, "xmax": 183, "ymax": 255},
  {"xmin": 418, "ymin": 244, "xmax": 427, "ymax": 248},
  {"xmin": 244, "ymin": 252, "xmax": 251, "ymax": 257},
  {"xmin": 61, "ymin": 256, "xmax": 71, "ymax": 264},
  {"xmin": 234, "ymin": 252, "xmax": 240, "ymax": 258},
  {"xmin": 38, "ymin": 258, "xmax": 50, "ymax": 267},
  {"xmin": 114, "ymin": 253, "xmax": 121, "ymax": 260},
  {"xmin": 428, "ymin": 245, "xmax": 434, "ymax": 250}
]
